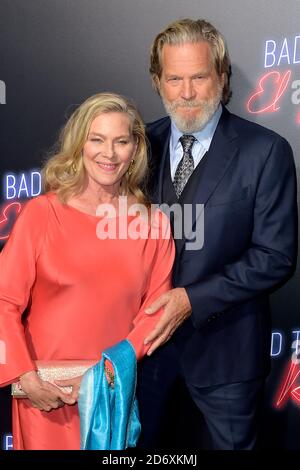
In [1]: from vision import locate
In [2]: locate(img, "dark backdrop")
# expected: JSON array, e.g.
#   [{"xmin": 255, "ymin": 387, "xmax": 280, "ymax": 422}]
[{"xmin": 1, "ymin": 0, "xmax": 300, "ymax": 449}]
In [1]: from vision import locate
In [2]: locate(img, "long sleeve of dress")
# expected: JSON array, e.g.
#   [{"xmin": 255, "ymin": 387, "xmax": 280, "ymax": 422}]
[
  {"xmin": 126, "ymin": 211, "xmax": 175, "ymax": 360},
  {"xmin": 0, "ymin": 197, "xmax": 48, "ymax": 386}
]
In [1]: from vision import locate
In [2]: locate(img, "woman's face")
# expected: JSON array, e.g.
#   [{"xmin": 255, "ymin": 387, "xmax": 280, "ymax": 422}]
[{"xmin": 82, "ymin": 111, "xmax": 137, "ymax": 193}]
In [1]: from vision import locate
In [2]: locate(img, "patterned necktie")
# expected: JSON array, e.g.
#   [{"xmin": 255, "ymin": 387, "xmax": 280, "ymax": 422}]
[{"xmin": 173, "ymin": 134, "xmax": 196, "ymax": 198}]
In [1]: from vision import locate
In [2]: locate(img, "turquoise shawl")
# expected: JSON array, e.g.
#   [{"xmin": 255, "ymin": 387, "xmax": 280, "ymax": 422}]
[{"xmin": 78, "ymin": 339, "xmax": 141, "ymax": 450}]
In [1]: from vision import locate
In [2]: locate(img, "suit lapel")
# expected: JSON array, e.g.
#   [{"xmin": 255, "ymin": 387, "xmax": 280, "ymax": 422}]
[
  {"xmin": 147, "ymin": 117, "xmax": 171, "ymax": 204},
  {"xmin": 148, "ymin": 110, "xmax": 240, "ymax": 256},
  {"xmin": 158, "ymin": 131, "xmax": 171, "ymax": 205},
  {"xmin": 191, "ymin": 109, "xmax": 239, "ymax": 205},
  {"xmin": 177, "ymin": 108, "xmax": 239, "ymax": 256}
]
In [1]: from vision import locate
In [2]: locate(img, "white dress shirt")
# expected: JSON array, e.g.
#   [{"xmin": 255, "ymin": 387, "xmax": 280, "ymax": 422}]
[{"xmin": 169, "ymin": 104, "xmax": 222, "ymax": 180}]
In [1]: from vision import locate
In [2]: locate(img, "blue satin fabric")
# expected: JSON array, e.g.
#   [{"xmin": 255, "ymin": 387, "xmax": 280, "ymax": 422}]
[{"xmin": 78, "ymin": 339, "xmax": 141, "ymax": 450}]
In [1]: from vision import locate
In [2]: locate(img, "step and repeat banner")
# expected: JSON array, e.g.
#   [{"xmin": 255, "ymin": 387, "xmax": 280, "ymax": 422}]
[{"xmin": 0, "ymin": 0, "xmax": 299, "ymax": 449}]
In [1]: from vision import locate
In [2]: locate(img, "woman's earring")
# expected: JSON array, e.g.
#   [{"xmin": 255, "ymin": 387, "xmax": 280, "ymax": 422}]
[
  {"xmin": 72, "ymin": 163, "xmax": 77, "ymax": 173},
  {"xmin": 128, "ymin": 159, "xmax": 135, "ymax": 176}
]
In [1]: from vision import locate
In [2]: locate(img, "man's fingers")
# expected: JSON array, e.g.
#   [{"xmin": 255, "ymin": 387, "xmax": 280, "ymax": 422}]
[
  {"xmin": 147, "ymin": 331, "xmax": 172, "ymax": 356},
  {"xmin": 144, "ymin": 315, "xmax": 171, "ymax": 344},
  {"xmin": 146, "ymin": 339, "xmax": 161, "ymax": 356},
  {"xmin": 144, "ymin": 326, "xmax": 164, "ymax": 345},
  {"xmin": 145, "ymin": 294, "xmax": 169, "ymax": 314},
  {"xmin": 145, "ymin": 320, "xmax": 181, "ymax": 352},
  {"xmin": 144, "ymin": 309, "xmax": 175, "ymax": 344}
]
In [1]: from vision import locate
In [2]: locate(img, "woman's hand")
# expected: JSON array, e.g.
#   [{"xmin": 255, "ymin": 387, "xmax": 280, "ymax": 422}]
[
  {"xmin": 54, "ymin": 375, "xmax": 83, "ymax": 402},
  {"xmin": 55, "ymin": 365, "xmax": 114, "ymax": 399},
  {"xmin": 19, "ymin": 370, "xmax": 76, "ymax": 412}
]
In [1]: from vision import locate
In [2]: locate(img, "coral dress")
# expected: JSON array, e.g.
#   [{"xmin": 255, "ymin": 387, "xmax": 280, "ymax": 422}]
[{"xmin": 0, "ymin": 192, "xmax": 174, "ymax": 449}]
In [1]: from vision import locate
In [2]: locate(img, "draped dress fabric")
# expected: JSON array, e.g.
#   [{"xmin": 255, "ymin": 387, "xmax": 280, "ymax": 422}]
[{"xmin": 0, "ymin": 192, "xmax": 175, "ymax": 450}]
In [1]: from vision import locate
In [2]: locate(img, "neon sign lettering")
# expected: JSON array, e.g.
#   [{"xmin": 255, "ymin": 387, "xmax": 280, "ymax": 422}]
[
  {"xmin": 3, "ymin": 434, "xmax": 13, "ymax": 450},
  {"xmin": 4, "ymin": 171, "xmax": 41, "ymax": 200},
  {"xmin": 0, "ymin": 202, "xmax": 22, "ymax": 241},
  {"xmin": 271, "ymin": 330, "xmax": 300, "ymax": 359},
  {"xmin": 273, "ymin": 331, "xmax": 300, "ymax": 409},
  {"xmin": 247, "ymin": 70, "xmax": 291, "ymax": 113},
  {"xmin": 275, "ymin": 360, "xmax": 300, "ymax": 408},
  {"xmin": 264, "ymin": 36, "xmax": 300, "ymax": 68},
  {"xmin": 270, "ymin": 331, "xmax": 283, "ymax": 357},
  {"xmin": 248, "ymin": 36, "xmax": 300, "ymax": 123}
]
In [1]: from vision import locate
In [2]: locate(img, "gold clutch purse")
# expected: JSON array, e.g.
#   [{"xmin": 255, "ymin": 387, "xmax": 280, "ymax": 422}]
[{"xmin": 11, "ymin": 360, "xmax": 97, "ymax": 398}]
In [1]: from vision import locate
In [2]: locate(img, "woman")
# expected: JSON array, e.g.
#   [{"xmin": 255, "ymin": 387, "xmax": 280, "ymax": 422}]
[{"xmin": 0, "ymin": 93, "xmax": 175, "ymax": 449}]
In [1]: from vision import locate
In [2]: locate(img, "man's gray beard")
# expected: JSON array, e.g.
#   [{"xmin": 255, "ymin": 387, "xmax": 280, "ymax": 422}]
[{"xmin": 162, "ymin": 89, "xmax": 222, "ymax": 133}]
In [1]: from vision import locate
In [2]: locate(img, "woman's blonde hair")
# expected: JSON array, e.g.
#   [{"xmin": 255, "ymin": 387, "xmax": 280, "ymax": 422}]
[
  {"xmin": 150, "ymin": 18, "xmax": 231, "ymax": 104},
  {"xmin": 43, "ymin": 92, "xmax": 149, "ymax": 204}
]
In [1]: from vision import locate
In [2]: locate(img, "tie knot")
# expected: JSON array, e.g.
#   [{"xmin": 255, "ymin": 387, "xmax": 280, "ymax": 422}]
[{"xmin": 179, "ymin": 135, "xmax": 196, "ymax": 154}]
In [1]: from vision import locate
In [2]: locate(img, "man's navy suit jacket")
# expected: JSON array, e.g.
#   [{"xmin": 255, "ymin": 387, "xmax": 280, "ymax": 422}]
[{"xmin": 146, "ymin": 106, "xmax": 298, "ymax": 387}]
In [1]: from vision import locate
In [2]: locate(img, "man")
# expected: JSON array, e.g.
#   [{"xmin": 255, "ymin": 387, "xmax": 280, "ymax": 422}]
[{"xmin": 137, "ymin": 18, "xmax": 297, "ymax": 450}]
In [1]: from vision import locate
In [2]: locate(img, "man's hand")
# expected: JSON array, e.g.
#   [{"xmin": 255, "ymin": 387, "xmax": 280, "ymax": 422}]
[{"xmin": 144, "ymin": 288, "xmax": 192, "ymax": 355}]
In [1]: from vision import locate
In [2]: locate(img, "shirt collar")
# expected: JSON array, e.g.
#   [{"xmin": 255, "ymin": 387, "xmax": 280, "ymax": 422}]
[{"xmin": 170, "ymin": 103, "xmax": 222, "ymax": 152}]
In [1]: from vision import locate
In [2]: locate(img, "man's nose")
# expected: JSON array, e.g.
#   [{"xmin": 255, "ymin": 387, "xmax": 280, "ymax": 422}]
[{"xmin": 181, "ymin": 80, "xmax": 196, "ymax": 100}]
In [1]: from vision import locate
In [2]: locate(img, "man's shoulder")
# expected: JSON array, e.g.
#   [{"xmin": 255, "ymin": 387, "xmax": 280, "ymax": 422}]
[
  {"xmin": 225, "ymin": 109, "xmax": 294, "ymax": 166},
  {"xmin": 146, "ymin": 116, "xmax": 171, "ymax": 138},
  {"xmin": 226, "ymin": 108, "xmax": 287, "ymax": 144}
]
